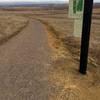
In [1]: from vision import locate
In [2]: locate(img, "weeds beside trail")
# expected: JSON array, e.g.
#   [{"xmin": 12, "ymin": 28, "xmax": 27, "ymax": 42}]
[
  {"xmin": 37, "ymin": 19, "xmax": 98, "ymax": 67},
  {"xmin": 37, "ymin": 19, "xmax": 100, "ymax": 100},
  {"xmin": 0, "ymin": 16, "xmax": 29, "ymax": 45},
  {"xmin": 37, "ymin": 19, "xmax": 73, "ymax": 61}
]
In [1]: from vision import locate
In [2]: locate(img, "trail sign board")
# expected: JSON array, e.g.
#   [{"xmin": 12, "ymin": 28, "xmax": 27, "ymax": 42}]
[
  {"xmin": 69, "ymin": 0, "xmax": 84, "ymax": 18},
  {"xmin": 74, "ymin": 19, "xmax": 83, "ymax": 37},
  {"xmin": 69, "ymin": 0, "xmax": 84, "ymax": 37}
]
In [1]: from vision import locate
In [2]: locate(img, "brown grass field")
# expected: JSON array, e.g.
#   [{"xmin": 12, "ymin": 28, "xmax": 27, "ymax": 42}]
[
  {"xmin": 0, "ymin": 5, "xmax": 100, "ymax": 100},
  {"xmin": 0, "ymin": 6, "xmax": 99, "ymax": 66},
  {"xmin": 0, "ymin": 15, "xmax": 29, "ymax": 44}
]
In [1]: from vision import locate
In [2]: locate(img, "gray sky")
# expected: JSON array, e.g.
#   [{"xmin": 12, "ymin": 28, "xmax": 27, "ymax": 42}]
[{"xmin": 0, "ymin": 0, "xmax": 99, "ymax": 3}]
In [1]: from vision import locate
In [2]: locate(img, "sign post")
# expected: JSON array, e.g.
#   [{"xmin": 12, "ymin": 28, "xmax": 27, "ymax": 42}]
[
  {"xmin": 69, "ymin": 0, "xmax": 94, "ymax": 74},
  {"xmin": 79, "ymin": 0, "xmax": 94, "ymax": 74},
  {"xmin": 69, "ymin": 0, "xmax": 84, "ymax": 37}
]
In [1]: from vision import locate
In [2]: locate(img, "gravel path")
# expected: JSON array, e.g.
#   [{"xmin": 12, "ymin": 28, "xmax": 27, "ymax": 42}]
[{"xmin": 0, "ymin": 19, "xmax": 53, "ymax": 100}]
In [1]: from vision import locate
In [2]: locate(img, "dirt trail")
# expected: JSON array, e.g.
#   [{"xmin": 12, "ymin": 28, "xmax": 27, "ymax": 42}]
[
  {"xmin": 0, "ymin": 19, "xmax": 54, "ymax": 100},
  {"xmin": 0, "ymin": 19, "xmax": 99, "ymax": 100}
]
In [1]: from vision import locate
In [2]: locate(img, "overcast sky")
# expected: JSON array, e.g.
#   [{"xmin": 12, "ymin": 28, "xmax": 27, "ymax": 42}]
[{"xmin": 0, "ymin": 0, "xmax": 99, "ymax": 3}]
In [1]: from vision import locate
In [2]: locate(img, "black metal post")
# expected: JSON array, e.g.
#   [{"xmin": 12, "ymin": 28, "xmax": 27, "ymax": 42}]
[{"xmin": 79, "ymin": 0, "xmax": 94, "ymax": 74}]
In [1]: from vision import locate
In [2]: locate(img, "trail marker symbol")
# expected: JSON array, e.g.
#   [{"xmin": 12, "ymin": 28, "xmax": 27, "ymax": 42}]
[
  {"xmin": 73, "ymin": 0, "xmax": 83, "ymax": 13},
  {"xmin": 69, "ymin": 0, "xmax": 84, "ymax": 18}
]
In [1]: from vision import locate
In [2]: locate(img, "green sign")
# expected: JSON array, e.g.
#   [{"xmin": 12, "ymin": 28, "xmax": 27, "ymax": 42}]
[
  {"xmin": 73, "ymin": 0, "xmax": 76, "ymax": 14},
  {"xmin": 69, "ymin": 0, "xmax": 84, "ymax": 18},
  {"xmin": 69, "ymin": 0, "xmax": 84, "ymax": 37},
  {"xmin": 73, "ymin": 0, "xmax": 83, "ymax": 13}
]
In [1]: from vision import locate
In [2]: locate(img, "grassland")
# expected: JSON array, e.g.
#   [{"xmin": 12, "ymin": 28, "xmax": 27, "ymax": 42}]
[
  {"xmin": 0, "ymin": 14, "xmax": 29, "ymax": 44},
  {"xmin": 0, "ymin": 6, "xmax": 99, "ymax": 66},
  {"xmin": 0, "ymin": 5, "xmax": 100, "ymax": 100}
]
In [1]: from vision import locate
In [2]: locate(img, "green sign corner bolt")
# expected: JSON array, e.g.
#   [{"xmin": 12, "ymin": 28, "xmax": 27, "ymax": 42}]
[{"xmin": 79, "ymin": 0, "xmax": 94, "ymax": 74}]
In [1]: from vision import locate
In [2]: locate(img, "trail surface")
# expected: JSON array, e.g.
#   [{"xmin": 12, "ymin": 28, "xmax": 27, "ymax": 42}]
[
  {"xmin": 0, "ymin": 20, "xmax": 53, "ymax": 100},
  {"xmin": 0, "ymin": 19, "xmax": 100, "ymax": 100}
]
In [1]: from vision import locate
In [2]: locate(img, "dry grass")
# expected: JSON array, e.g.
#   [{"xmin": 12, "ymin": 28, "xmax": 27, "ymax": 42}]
[
  {"xmin": 0, "ymin": 6, "xmax": 99, "ymax": 100},
  {"xmin": 30, "ymin": 8, "xmax": 100, "ymax": 99},
  {"xmin": 31, "ymin": 8, "xmax": 100, "ymax": 67},
  {"xmin": 0, "ymin": 5, "xmax": 99, "ymax": 73},
  {"xmin": 0, "ymin": 15, "xmax": 29, "ymax": 44},
  {"xmin": 37, "ymin": 17, "xmax": 99, "ymax": 67}
]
